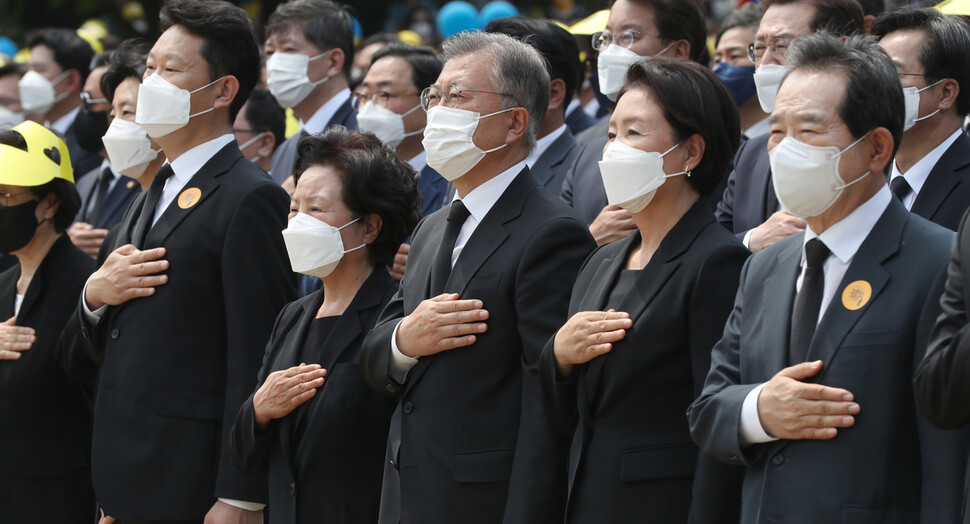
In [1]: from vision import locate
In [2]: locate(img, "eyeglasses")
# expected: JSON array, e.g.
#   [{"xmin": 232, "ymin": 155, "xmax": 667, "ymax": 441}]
[
  {"xmin": 80, "ymin": 91, "xmax": 108, "ymax": 112},
  {"xmin": 419, "ymin": 85, "xmax": 512, "ymax": 111},
  {"xmin": 747, "ymin": 39, "xmax": 792, "ymax": 64},
  {"xmin": 591, "ymin": 30, "xmax": 657, "ymax": 51},
  {"xmin": 0, "ymin": 190, "xmax": 34, "ymax": 208},
  {"xmin": 352, "ymin": 90, "xmax": 419, "ymax": 109}
]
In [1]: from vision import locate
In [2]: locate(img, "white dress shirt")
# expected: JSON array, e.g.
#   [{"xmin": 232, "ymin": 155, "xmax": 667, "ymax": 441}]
[
  {"xmin": 889, "ymin": 128, "xmax": 963, "ymax": 210},
  {"xmin": 49, "ymin": 106, "xmax": 80, "ymax": 135},
  {"xmin": 739, "ymin": 185, "xmax": 891, "ymax": 445},
  {"xmin": 14, "ymin": 293, "xmax": 23, "ymax": 316},
  {"xmin": 301, "ymin": 88, "xmax": 351, "ymax": 135},
  {"xmin": 524, "ymin": 124, "xmax": 567, "ymax": 169},
  {"xmin": 388, "ymin": 160, "xmax": 527, "ymax": 375},
  {"xmin": 153, "ymin": 134, "xmax": 235, "ymax": 225}
]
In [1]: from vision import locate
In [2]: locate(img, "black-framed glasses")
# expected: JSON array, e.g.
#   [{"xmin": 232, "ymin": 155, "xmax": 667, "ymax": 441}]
[
  {"xmin": 80, "ymin": 91, "xmax": 108, "ymax": 111},
  {"xmin": 352, "ymin": 90, "xmax": 420, "ymax": 109},
  {"xmin": 747, "ymin": 39, "xmax": 792, "ymax": 64},
  {"xmin": 591, "ymin": 30, "xmax": 657, "ymax": 51},
  {"xmin": 420, "ymin": 85, "xmax": 512, "ymax": 111}
]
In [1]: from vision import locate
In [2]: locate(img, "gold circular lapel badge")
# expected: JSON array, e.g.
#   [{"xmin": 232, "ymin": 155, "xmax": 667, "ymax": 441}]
[
  {"xmin": 178, "ymin": 187, "xmax": 202, "ymax": 209},
  {"xmin": 842, "ymin": 280, "xmax": 872, "ymax": 311},
  {"xmin": 126, "ymin": 180, "xmax": 136, "ymax": 189}
]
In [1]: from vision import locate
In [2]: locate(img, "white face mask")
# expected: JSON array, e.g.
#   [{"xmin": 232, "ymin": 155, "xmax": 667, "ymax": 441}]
[
  {"xmin": 282, "ymin": 213, "xmax": 365, "ymax": 279},
  {"xmin": 753, "ymin": 64, "xmax": 788, "ymax": 113},
  {"xmin": 102, "ymin": 117, "xmax": 161, "ymax": 178},
  {"xmin": 266, "ymin": 51, "xmax": 332, "ymax": 109},
  {"xmin": 902, "ymin": 79, "xmax": 944, "ymax": 132},
  {"xmin": 422, "ymin": 105, "xmax": 514, "ymax": 181},
  {"xmin": 769, "ymin": 132, "xmax": 871, "ymax": 218},
  {"xmin": 598, "ymin": 140, "xmax": 685, "ymax": 213},
  {"xmin": 356, "ymin": 102, "xmax": 422, "ymax": 149},
  {"xmin": 18, "ymin": 70, "xmax": 70, "ymax": 115},
  {"xmin": 237, "ymin": 131, "xmax": 268, "ymax": 164},
  {"xmin": 135, "ymin": 73, "xmax": 224, "ymax": 138},
  {"xmin": 597, "ymin": 43, "xmax": 673, "ymax": 102},
  {"xmin": 0, "ymin": 106, "xmax": 24, "ymax": 130}
]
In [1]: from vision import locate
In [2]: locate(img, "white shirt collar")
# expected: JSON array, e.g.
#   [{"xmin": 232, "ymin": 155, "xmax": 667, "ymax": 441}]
[
  {"xmin": 525, "ymin": 124, "xmax": 567, "ymax": 169},
  {"xmin": 51, "ymin": 106, "xmax": 80, "ymax": 135},
  {"xmin": 302, "ymin": 88, "xmax": 351, "ymax": 135},
  {"xmin": 453, "ymin": 159, "xmax": 525, "ymax": 222},
  {"xmin": 744, "ymin": 117, "xmax": 770, "ymax": 139},
  {"xmin": 890, "ymin": 127, "xmax": 964, "ymax": 200},
  {"xmin": 167, "ymin": 134, "xmax": 236, "ymax": 187},
  {"xmin": 408, "ymin": 150, "xmax": 428, "ymax": 174},
  {"xmin": 804, "ymin": 184, "xmax": 891, "ymax": 265}
]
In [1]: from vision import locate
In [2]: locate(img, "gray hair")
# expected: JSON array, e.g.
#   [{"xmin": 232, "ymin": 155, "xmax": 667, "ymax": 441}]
[{"xmin": 442, "ymin": 31, "xmax": 550, "ymax": 151}]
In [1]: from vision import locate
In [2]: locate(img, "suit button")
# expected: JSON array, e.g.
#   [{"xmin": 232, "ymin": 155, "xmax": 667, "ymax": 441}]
[
  {"xmin": 403, "ymin": 401, "xmax": 414, "ymax": 414},
  {"xmin": 385, "ymin": 384, "xmax": 397, "ymax": 394},
  {"xmin": 110, "ymin": 328, "xmax": 120, "ymax": 339},
  {"xmin": 289, "ymin": 482, "xmax": 296, "ymax": 495},
  {"xmin": 729, "ymin": 455, "xmax": 739, "ymax": 463},
  {"xmin": 772, "ymin": 454, "xmax": 785, "ymax": 466}
]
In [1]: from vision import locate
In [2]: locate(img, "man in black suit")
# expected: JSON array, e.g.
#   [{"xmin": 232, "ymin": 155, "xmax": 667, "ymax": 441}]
[
  {"xmin": 360, "ymin": 31, "xmax": 595, "ymax": 524},
  {"xmin": 71, "ymin": 1, "xmax": 296, "ymax": 521},
  {"xmin": 715, "ymin": 0, "xmax": 865, "ymax": 251},
  {"xmin": 688, "ymin": 34, "xmax": 969, "ymax": 523},
  {"xmin": 874, "ymin": 8, "xmax": 970, "ymax": 231},
  {"xmin": 266, "ymin": 0, "xmax": 358, "ymax": 185}
]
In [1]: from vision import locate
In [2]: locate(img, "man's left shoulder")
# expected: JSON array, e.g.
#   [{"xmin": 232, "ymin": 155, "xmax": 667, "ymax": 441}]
[{"xmin": 900, "ymin": 212, "xmax": 955, "ymax": 259}]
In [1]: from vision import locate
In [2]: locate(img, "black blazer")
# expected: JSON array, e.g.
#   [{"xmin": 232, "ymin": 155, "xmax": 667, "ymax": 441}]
[
  {"xmin": 70, "ymin": 143, "xmax": 297, "ymax": 520},
  {"xmin": 73, "ymin": 164, "xmax": 142, "ymax": 230},
  {"xmin": 269, "ymin": 99, "xmax": 358, "ymax": 184},
  {"xmin": 361, "ymin": 167, "xmax": 596, "ymax": 524},
  {"xmin": 531, "ymin": 129, "xmax": 579, "ymax": 196},
  {"xmin": 539, "ymin": 200, "xmax": 747, "ymax": 524},
  {"xmin": 560, "ymin": 133, "xmax": 609, "ymax": 226},
  {"xmin": 230, "ymin": 267, "xmax": 397, "ymax": 524},
  {"xmin": 0, "ymin": 235, "xmax": 95, "ymax": 522},
  {"xmin": 690, "ymin": 199, "xmax": 970, "ymax": 523},
  {"xmin": 565, "ymin": 106, "xmax": 597, "ymax": 136},
  {"xmin": 715, "ymin": 133, "xmax": 774, "ymax": 241},
  {"xmin": 910, "ymin": 131, "xmax": 970, "ymax": 231}
]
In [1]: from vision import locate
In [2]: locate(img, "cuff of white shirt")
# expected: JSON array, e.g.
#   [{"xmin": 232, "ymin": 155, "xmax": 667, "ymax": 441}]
[
  {"xmin": 218, "ymin": 498, "xmax": 265, "ymax": 511},
  {"xmin": 742, "ymin": 229, "xmax": 753, "ymax": 250},
  {"xmin": 389, "ymin": 320, "xmax": 419, "ymax": 381},
  {"xmin": 739, "ymin": 382, "xmax": 778, "ymax": 446},
  {"xmin": 81, "ymin": 278, "xmax": 108, "ymax": 325}
]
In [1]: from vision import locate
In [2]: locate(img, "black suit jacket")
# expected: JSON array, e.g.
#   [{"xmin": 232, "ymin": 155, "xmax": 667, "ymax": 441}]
[
  {"xmin": 560, "ymin": 133, "xmax": 609, "ymax": 226},
  {"xmin": 539, "ymin": 200, "xmax": 747, "ymax": 523},
  {"xmin": 565, "ymin": 107, "xmax": 596, "ymax": 136},
  {"xmin": 689, "ymin": 199, "xmax": 970, "ymax": 523},
  {"xmin": 65, "ymin": 118, "xmax": 103, "ymax": 179},
  {"xmin": 70, "ymin": 142, "xmax": 297, "ymax": 520},
  {"xmin": 531, "ymin": 129, "xmax": 579, "ymax": 196},
  {"xmin": 715, "ymin": 133, "xmax": 774, "ymax": 241},
  {"xmin": 909, "ymin": 131, "xmax": 970, "ymax": 231},
  {"xmin": 230, "ymin": 267, "xmax": 397, "ymax": 524},
  {"xmin": 360, "ymin": 167, "xmax": 596, "ymax": 524},
  {"xmin": 269, "ymin": 99, "xmax": 358, "ymax": 184},
  {"xmin": 0, "ymin": 235, "xmax": 96, "ymax": 522},
  {"xmin": 73, "ymin": 164, "xmax": 142, "ymax": 230}
]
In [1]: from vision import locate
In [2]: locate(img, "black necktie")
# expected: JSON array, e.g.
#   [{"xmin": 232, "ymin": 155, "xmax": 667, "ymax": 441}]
[
  {"xmin": 789, "ymin": 238, "xmax": 830, "ymax": 365},
  {"xmin": 890, "ymin": 176, "xmax": 912, "ymax": 202},
  {"xmin": 430, "ymin": 200, "xmax": 470, "ymax": 295},
  {"xmin": 131, "ymin": 164, "xmax": 174, "ymax": 248},
  {"xmin": 87, "ymin": 166, "xmax": 113, "ymax": 224}
]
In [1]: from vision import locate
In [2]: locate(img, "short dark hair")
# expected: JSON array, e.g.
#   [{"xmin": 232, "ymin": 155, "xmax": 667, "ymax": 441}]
[
  {"xmin": 617, "ymin": 57, "xmax": 740, "ymax": 194},
  {"xmin": 370, "ymin": 43, "xmax": 443, "ymax": 94},
  {"xmin": 267, "ymin": 0, "xmax": 356, "ymax": 77},
  {"xmin": 760, "ymin": 0, "xmax": 866, "ymax": 37},
  {"xmin": 0, "ymin": 62, "xmax": 23, "ymax": 80},
  {"xmin": 293, "ymin": 126, "xmax": 421, "ymax": 266},
  {"xmin": 716, "ymin": 4, "xmax": 762, "ymax": 48},
  {"xmin": 786, "ymin": 33, "xmax": 903, "ymax": 173},
  {"xmin": 857, "ymin": 0, "xmax": 884, "ymax": 17},
  {"xmin": 609, "ymin": 0, "xmax": 709, "ymax": 64},
  {"xmin": 243, "ymin": 88, "xmax": 286, "ymax": 152},
  {"xmin": 160, "ymin": 0, "xmax": 260, "ymax": 123},
  {"xmin": 27, "ymin": 28, "xmax": 95, "ymax": 83},
  {"xmin": 359, "ymin": 32, "xmax": 400, "ymax": 51},
  {"xmin": 872, "ymin": 7, "xmax": 970, "ymax": 117},
  {"xmin": 0, "ymin": 130, "xmax": 81, "ymax": 232},
  {"xmin": 90, "ymin": 50, "xmax": 113, "ymax": 72},
  {"xmin": 485, "ymin": 17, "xmax": 582, "ymax": 111},
  {"xmin": 100, "ymin": 45, "xmax": 148, "ymax": 103}
]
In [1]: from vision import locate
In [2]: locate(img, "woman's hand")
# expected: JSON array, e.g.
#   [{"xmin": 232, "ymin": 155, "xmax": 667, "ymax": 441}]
[
  {"xmin": 553, "ymin": 310, "xmax": 632, "ymax": 378},
  {"xmin": 0, "ymin": 316, "xmax": 35, "ymax": 360},
  {"xmin": 253, "ymin": 363, "xmax": 327, "ymax": 430}
]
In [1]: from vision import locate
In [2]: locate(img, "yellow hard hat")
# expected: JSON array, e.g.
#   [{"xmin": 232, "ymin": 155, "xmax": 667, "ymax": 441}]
[{"xmin": 0, "ymin": 121, "xmax": 74, "ymax": 186}]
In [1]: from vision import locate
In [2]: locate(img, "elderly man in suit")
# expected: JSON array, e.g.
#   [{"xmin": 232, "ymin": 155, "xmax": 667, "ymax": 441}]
[
  {"xmin": 70, "ymin": 1, "xmax": 296, "ymax": 521},
  {"xmin": 874, "ymin": 8, "xmax": 970, "ymax": 231},
  {"xmin": 715, "ymin": 0, "xmax": 865, "ymax": 251},
  {"xmin": 688, "ymin": 33, "xmax": 969, "ymax": 523},
  {"xmin": 360, "ymin": 31, "xmax": 595, "ymax": 524}
]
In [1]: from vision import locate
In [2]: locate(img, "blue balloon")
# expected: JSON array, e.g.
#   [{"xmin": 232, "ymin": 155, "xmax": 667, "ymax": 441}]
[
  {"xmin": 352, "ymin": 16, "xmax": 363, "ymax": 40},
  {"xmin": 0, "ymin": 37, "xmax": 17, "ymax": 59},
  {"xmin": 478, "ymin": 1, "xmax": 519, "ymax": 27},
  {"xmin": 437, "ymin": 1, "xmax": 480, "ymax": 38}
]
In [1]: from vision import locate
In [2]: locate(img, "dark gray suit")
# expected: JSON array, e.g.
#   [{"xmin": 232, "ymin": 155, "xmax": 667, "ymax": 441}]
[
  {"xmin": 268, "ymin": 99, "xmax": 357, "ymax": 184},
  {"xmin": 688, "ymin": 198, "xmax": 969, "ymax": 523},
  {"xmin": 560, "ymin": 133, "xmax": 609, "ymax": 226},
  {"xmin": 909, "ymin": 131, "xmax": 970, "ymax": 232},
  {"xmin": 73, "ymin": 164, "xmax": 142, "ymax": 230},
  {"xmin": 531, "ymin": 129, "xmax": 579, "ymax": 195},
  {"xmin": 715, "ymin": 133, "xmax": 774, "ymax": 241}
]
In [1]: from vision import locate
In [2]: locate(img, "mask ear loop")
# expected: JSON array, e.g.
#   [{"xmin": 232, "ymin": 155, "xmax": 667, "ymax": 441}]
[
  {"xmin": 336, "ymin": 215, "xmax": 369, "ymax": 253},
  {"xmin": 187, "ymin": 76, "xmax": 229, "ymax": 119},
  {"xmin": 401, "ymin": 103, "xmax": 425, "ymax": 137},
  {"xmin": 833, "ymin": 130, "xmax": 873, "ymax": 190}
]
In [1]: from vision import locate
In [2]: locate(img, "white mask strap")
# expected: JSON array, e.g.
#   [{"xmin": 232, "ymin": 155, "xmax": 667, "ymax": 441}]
[
  {"xmin": 917, "ymin": 78, "xmax": 946, "ymax": 94},
  {"xmin": 480, "ymin": 106, "xmax": 517, "ymax": 120},
  {"xmin": 401, "ymin": 103, "xmax": 422, "ymax": 117},
  {"xmin": 238, "ymin": 132, "xmax": 267, "ymax": 151},
  {"xmin": 189, "ymin": 76, "xmax": 227, "ymax": 95},
  {"xmin": 835, "ymin": 170, "xmax": 871, "ymax": 191},
  {"xmin": 336, "ymin": 215, "xmax": 363, "ymax": 231},
  {"xmin": 913, "ymin": 109, "xmax": 941, "ymax": 123},
  {"xmin": 653, "ymin": 42, "xmax": 675, "ymax": 58},
  {"xmin": 838, "ymin": 131, "xmax": 871, "ymax": 156}
]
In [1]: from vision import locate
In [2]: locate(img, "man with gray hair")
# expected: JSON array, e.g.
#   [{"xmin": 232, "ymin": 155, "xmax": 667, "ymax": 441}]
[
  {"xmin": 361, "ymin": 31, "xmax": 595, "ymax": 524},
  {"xmin": 688, "ymin": 32, "xmax": 968, "ymax": 522}
]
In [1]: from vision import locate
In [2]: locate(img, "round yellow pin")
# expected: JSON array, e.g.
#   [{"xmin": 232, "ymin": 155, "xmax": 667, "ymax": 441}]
[
  {"xmin": 178, "ymin": 187, "xmax": 202, "ymax": 209},
  {"xmin": 842, "ymin": 280, "xmax": 872, "ymax": 311}
]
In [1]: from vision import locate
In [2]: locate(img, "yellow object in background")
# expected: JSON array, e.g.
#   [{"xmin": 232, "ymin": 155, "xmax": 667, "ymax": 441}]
[
  {"xmin": 285, "ymin": 108, "xmax": 300, "ymax": 139},
  {"xmin": 0, "ymin": 121, "xmax": 74, "ymax": 185},
  {"xmin": 568, "ymin": 10, "xmax": 608, "ymax": 35},
  {"xmin": 936, "ymin": 0, "xmax": 970, "ymax": 15}
]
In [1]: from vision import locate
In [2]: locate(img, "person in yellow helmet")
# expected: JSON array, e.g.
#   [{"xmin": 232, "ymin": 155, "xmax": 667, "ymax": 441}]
[{"xmin": 0, "ymin": 120, "xmax": 96, "ymax": 522}]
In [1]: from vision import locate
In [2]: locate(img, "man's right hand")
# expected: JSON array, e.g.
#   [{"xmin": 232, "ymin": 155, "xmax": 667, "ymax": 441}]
[
  {"xmin": 757, "ymin": 360, "xmax": 860, "ymax": 440},
  {"xmin": 85, "ymin": 244, "xmax": 169, "ymax": 310},
  {"xmin": 588, "ymin": 205, "xmax": 637, "ymax": 246},
  {"xmin": 67, "ymin": 222, "xmax": 109, "ymax": 259},
  {"xmin": 396, "ymin": 293, "xmax": 488, "ymax": 358},
  {"xmin": 748, "ymin": 211, "xmax": 807, "ymax": 252}
]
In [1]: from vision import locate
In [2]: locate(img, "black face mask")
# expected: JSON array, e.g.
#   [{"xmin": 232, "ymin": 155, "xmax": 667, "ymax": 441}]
[
  {"xmin": 0, "ymin": 200, "xmax": 41, "ymax": 254},
  {"xmin": 73, "ymin": 107, "xmax": 110, "ymax": 154}
]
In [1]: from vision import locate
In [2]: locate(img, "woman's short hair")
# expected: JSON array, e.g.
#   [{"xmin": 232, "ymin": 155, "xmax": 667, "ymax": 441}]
[
  {"xmin": 617, "ymin": 58, "xmax": 741, "ymax": 195},
  {"xmin": 293, "ymin": 126, "xmax": 421, "ymax": 266}
]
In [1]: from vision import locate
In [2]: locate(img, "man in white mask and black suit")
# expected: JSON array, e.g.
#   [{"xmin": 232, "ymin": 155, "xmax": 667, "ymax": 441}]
[
  {"xmin": 688, "ymin": 33, "xmax": 970, "ymax": 523},
  {"xmin": 66, "ymin": 1, "xmax": 297, "ymax": 521},
  {"xmin": 360, "ymin": 31, "xmax": 595, "ymax": 524}
]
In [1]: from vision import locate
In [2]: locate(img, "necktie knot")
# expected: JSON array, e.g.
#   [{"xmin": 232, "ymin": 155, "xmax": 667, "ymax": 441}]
[
  {"xmin": 890, "ymin": 176, "xmax": 911, "ymax": 201},
  {"xmin": 447, "ymin": 200, "xmax": 470, "ymax": 223},
  {"xmin": 804, "ymin": 238, "xmax": 830, "ymax": 269}
]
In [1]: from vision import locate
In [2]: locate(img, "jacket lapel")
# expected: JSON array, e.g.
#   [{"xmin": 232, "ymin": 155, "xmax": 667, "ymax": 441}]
[
  {"xmin": 911, "ymin": 132, "xmax": 970, "ymax": 221},
  {"xmin": 531, "ymin": 132, "xmax": 576, "ymax": 187},
  {"xmin": 0, "ymin": 264, "xmax": 19, "ymax": 319},
  {"xmin": 96, "ymin": 177, "xmax": 140, "ymax": 229},
  {"xmin": 757, "ymin": 237, "xmax": 803, "ymax": 378},
  {"xmin": 330, "ymin": 99, "xmax": 356, "ymax": 129}
]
